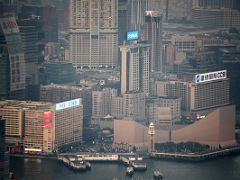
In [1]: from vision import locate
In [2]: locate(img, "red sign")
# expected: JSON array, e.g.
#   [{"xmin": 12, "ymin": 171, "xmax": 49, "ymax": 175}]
[{"xmin": 44, "ymin": 111, "xmax": 53, "ymax": 129}]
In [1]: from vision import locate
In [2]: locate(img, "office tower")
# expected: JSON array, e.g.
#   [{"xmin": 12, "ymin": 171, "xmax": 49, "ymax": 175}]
[
  {"xmin": 144, "ymin": 11, "xmax": 163, "ymax": 72},
  {"xmin": 18, "ymin": 18, "xmax": 40, "ymax": 100},
  {"xmin": 20, "ymin": 5, "xmax": 58, "ymax": 43},
  {"xmin": 69, "ymin": 0, "xmax": 118, "ymax": 69},
  {"xmin": 128, "ymin": 0, "xmax": 149, "ymax": 32},
  {"xmin": 190, "ymin": 70, "xmax": 230, "ymax": 111},
  {"xmin": 123, "ymin": 92, "xmax": 146, "ymax": 121},
  {"xmin": 40, "ymin": 84, "xmax": 92, "ymax": 127},
  {"xmin": 92, "ymin": 88, "xmax": 117, "ymax": 118},
  {"xmin": 181, "ymin": 51, "xmax": 217, "ymax": 81},
  {"xmin": 120, "ymin": 42, "xmax": 150, "ymax": 95},
  {"xmin": 0, "ymin": 16, "xmax": 26, "ymax": 100}
]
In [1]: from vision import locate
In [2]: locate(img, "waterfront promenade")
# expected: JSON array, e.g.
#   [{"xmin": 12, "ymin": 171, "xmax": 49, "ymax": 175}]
[{"xmin": 150, "ymin": 145, "xmax": 240, "ymax": 161}]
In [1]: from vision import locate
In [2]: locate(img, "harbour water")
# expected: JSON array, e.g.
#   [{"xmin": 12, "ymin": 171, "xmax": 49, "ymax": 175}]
[{"xmin": 10, "ymin": 155, "xmax": 240, "ymax": 180}]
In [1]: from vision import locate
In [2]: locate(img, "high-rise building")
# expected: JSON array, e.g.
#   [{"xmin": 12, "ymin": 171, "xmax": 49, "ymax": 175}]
[
  {"xmin": 0, "ymin": 116, "xmax": 5, "ymax": 179},
  {"xmin": 120, "ymin": 42, "xmax": 150, "ymax": 95},
  {"xmin": 128, "ymin": 0, "xmax": 149, "ymax": 32},
  {"xmin": 69, "ymin": 0, "xmax": 118, "ymax": 69},
  {"xmin": 18, "ymin": 18, "xmax": 41, "ymax": 100},
  {"xmin": 144, "ymin": 11, "xmax": 163, "ymax": 72},
  {"xmin": 123, "ymin": 91, "xmax": 146, "ymax": 121},
  {"xmin": 0, "ymin": 16, "xmax": 26, "ymax": 100},
  {"xmin": 189, "ymin": 70, "xmax": 230, "ymax": 111},
  {"xmin": 92, "ymin": 88, "xmax": 117, "ymax": 118},
  {"xmin": 40, "ymin": 84, "xmax": 92, "ymax": 126},
  {"xmin": 0, "ymin": 99, "xmax": 83, "ymax": 152}
]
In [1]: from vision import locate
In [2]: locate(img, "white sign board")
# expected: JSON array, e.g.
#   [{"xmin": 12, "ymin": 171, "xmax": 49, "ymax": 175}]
[{"xmin": 195, "ymin": 70, "xmax": 227, "ymax": 84}]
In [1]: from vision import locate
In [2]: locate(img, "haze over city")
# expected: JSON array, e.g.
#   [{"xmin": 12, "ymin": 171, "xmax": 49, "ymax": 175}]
[{"xmin": 0, "ymin": 0, "xmax": 240, "ymax": 180}]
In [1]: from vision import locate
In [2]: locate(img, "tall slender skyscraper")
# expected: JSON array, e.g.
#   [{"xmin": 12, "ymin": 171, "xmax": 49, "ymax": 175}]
[
  {"xmin": 144, "ymin": 11, "xmax": 163, "ymax": 72},
  {"xmin": 120, "ymin": 42, "xmax": 150, "ymax": 95},
  {"xmin": 128, "ymin": 0, "xmax": 149, "ymax": 32},
  {"xmin": 69, "ymin": 0, "xmax": 118, "ymax": 69}
]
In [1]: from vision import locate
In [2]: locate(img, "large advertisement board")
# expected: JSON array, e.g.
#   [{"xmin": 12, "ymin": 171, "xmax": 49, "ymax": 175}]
[
  {"xmin": 44, "ymin": 111, "xmax": 53, "ymax": 129},
  {"xmin": 0, "ymin": 17, "xmax": 19, "ymax": 34},
  {"xmin": 55, "ymin": 98, "xmax": 81, "ymax": 111},
  {"xmin": 195, "ymin": 70, "xmax": 227, "ymax": 84},
  {"xmin": 127, "ymin": 31, "xmax": 139, "ymax": 41}
]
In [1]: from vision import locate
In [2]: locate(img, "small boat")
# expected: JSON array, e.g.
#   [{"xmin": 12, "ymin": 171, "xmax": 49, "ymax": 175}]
[
  {"xmin": 126, "ymin": 166, "xmax": 134, "ymax": 176},
  {"xmin": 131, "ymin": 161, "xmax": 147, "ymax": 171},
  {"xmin": 85, "ymin": 161, "xmax": 91, "ymax": 170},
  {"xmin": 153, "ymin": 169, "xmax": 163, "ymax": 180}
]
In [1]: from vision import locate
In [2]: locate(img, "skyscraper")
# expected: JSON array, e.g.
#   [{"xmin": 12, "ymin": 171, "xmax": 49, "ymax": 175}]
[
  {"xmin": 120, "ymin": 42, "xmax": 150, "ymax": 95},
  {"xmin": 144, "ymin": 11, "xmax": 163, "ymax": 72},
  {"xmin": 128, "ymin": 0, "xmax": 149, "ymax": 32},
  {"xmin": 0, "ymin": 16, "xmax": 26, "ymax": 100},
  {"xmin": 69, "ymin": 0, "xmax": 118, "ymax": 69}
]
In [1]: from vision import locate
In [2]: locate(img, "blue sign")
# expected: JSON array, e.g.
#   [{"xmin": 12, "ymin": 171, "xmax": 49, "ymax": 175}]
[
  {"xmin": 127, "ymin": 31, "xmax": 139, "ymax": 41},
  {"xmin": 56, "ymin": 98, "xmax": 81, "ymax": 111}
]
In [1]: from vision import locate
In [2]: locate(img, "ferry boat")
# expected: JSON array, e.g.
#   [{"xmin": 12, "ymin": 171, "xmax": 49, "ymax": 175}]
[
  {"xmin": 131, "ymin": 161, "xmax": 147, "ymax": 171},
  {"xmin": 153, "ymin": 169, "xmax": 163, "ymax": 180},
  {"xmin": 126, "ymin": 166, "xmax": 134, "ymax": 176}
]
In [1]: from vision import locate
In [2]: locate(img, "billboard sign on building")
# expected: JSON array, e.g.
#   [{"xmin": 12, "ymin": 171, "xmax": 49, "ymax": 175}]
[
  {"xmin": 195, "ymin": 70, "xmax": 227, "ymax": 84},
  {"xmin": 127, "ymin": 31, "xmax": 139, "ymax": 41},
  {"xmin": 55, "ymin": 98, "xmax": 81, "ymax": 111},
  {"xmin": 44, "ymin": 111, "xmax": 53, "ymax": 129}
]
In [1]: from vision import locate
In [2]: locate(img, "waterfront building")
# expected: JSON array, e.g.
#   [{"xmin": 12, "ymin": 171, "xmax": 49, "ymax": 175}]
[
  {"xmin": 120, "ymin": 42, "xmax": 150, "ymax": 95},
  {"xmin": 144, "ymin": 11, "xmax": 163, "ymax": 72},
  {"xmin": 40, "ymin": 84, "xmax": 92, "ymax": 126},
  {"xmin": 189, "ymin": 70, "xmax": 230, "ymax": 111},
  {"xmin": 0, "ymin": 16, "xmax": 26, "ymax": 100},
  {"xmin": 114, "ymin": 105, "xmax": 236, "ymax": 150},
  {"xmin": 0, "ymin": 100, "xmax": 83, "ymax": 153},
  {"xmin": 69, "ymin": 0, "xmax": 118, "ymax": 69},
  {"xmin": 0, "ymin": 103, "xmax": 24, "ymax": 145}
]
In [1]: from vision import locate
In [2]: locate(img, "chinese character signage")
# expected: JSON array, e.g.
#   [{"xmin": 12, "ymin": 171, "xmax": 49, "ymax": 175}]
[
  {"xmin": 55, "ymin": 98, "xmax": 81, "ymax": 111},
  {"xmin": 127, "ymin": 31, "xmax": 139, "ymax": 41},
  {"xmin": 195, "ymin": 70, "xmax": 227, "ymax": 84}
]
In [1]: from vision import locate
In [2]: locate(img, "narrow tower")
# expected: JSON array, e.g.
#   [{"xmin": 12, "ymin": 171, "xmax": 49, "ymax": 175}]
[{"xmin": 148, "ymin": 122, "xmax": 155, "ymax": 153}]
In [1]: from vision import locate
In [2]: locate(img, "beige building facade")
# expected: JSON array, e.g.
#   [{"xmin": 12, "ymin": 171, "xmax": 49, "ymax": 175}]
[{"xmin": 114, "ymin": 105, "xmax": 236, "ymax": 150}]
